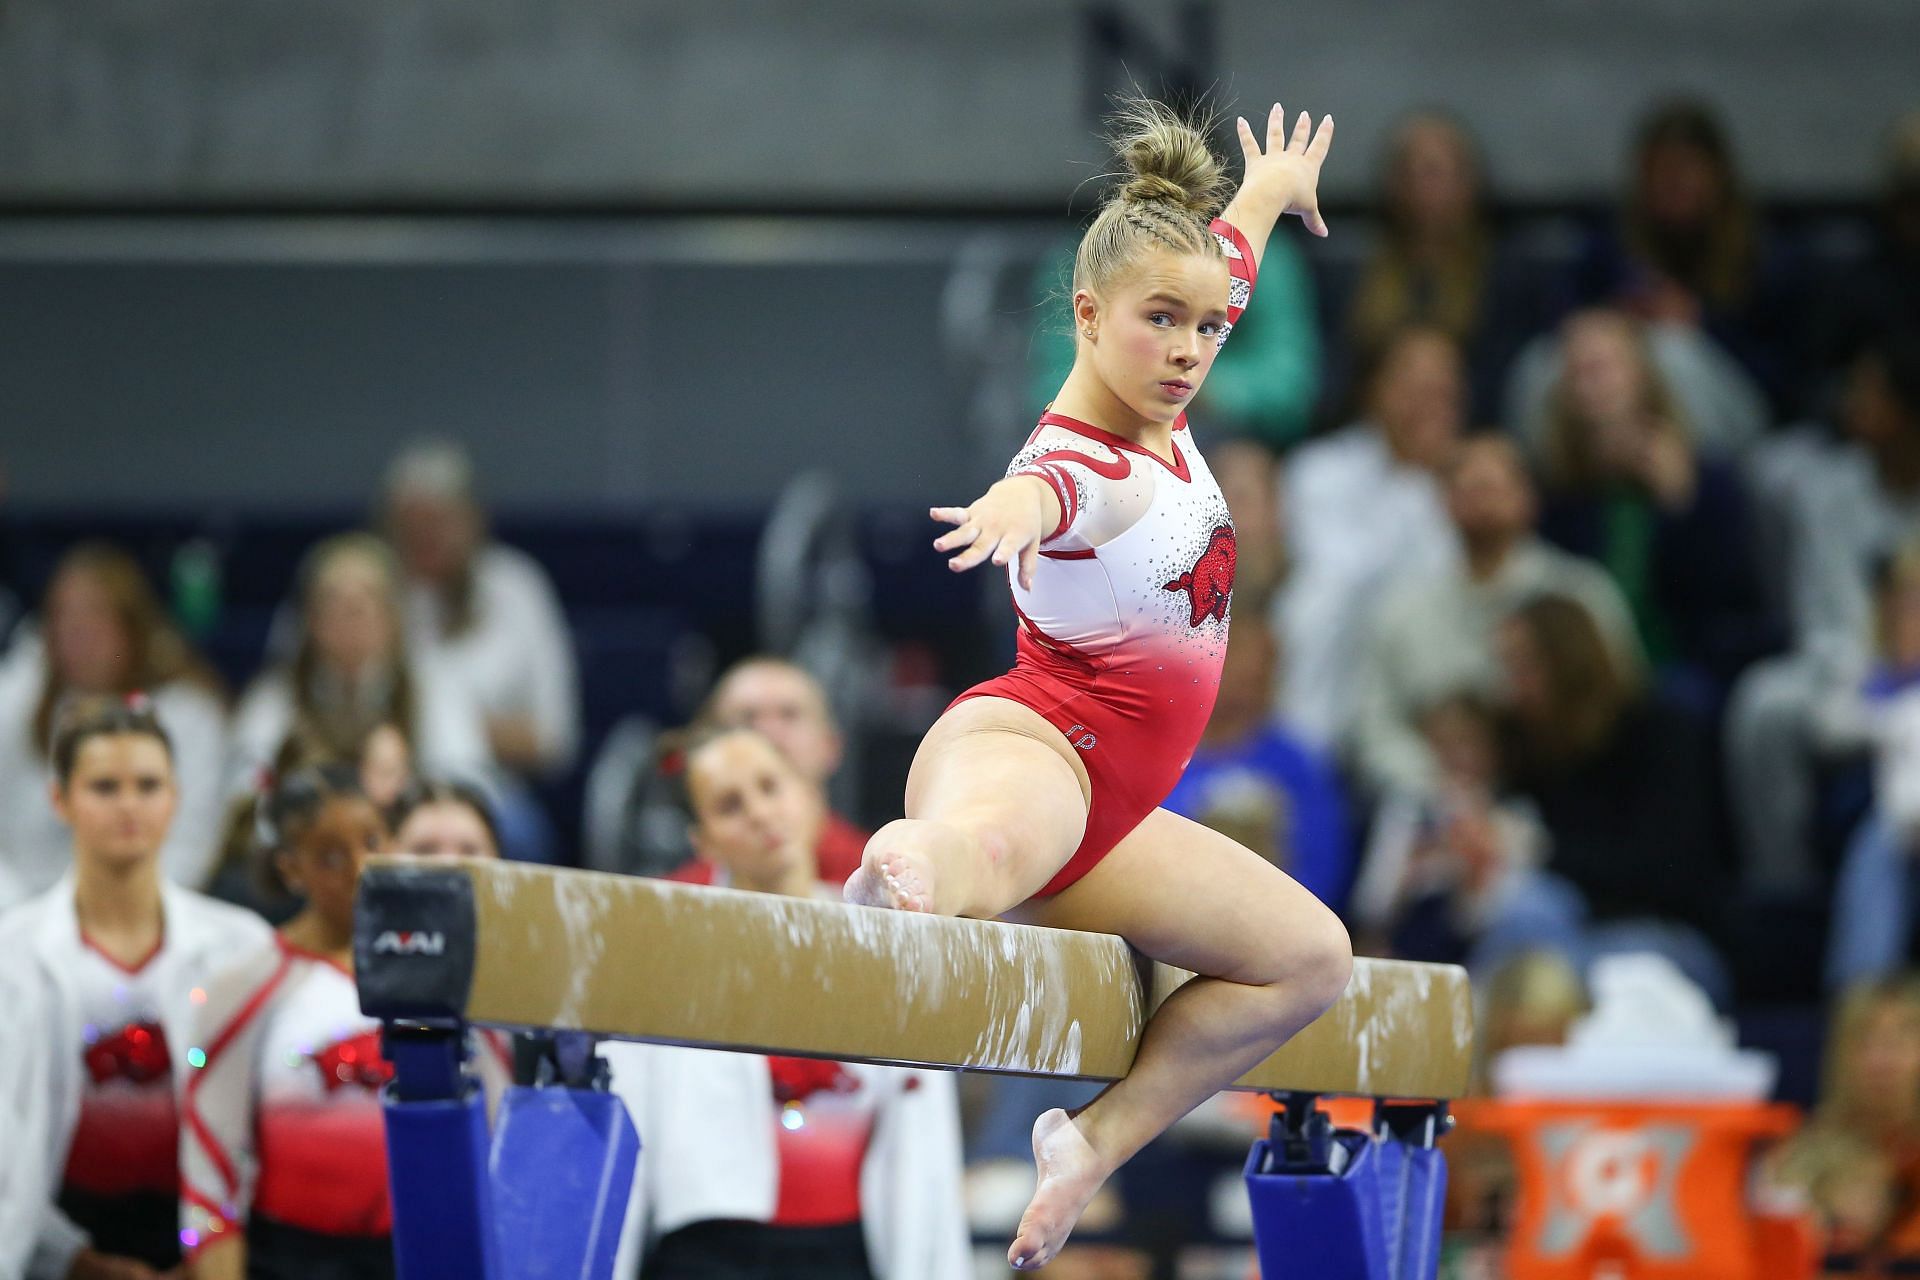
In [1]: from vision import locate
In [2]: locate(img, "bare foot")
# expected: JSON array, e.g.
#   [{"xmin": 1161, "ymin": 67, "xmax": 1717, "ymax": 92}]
[
  {"xmin": 1009, "ymin": 1108, "xmax": 1113, "ymax": 1270},
  {"xmin": 842, "ymin": 845, "xmax": 938, "ymax": 913}
]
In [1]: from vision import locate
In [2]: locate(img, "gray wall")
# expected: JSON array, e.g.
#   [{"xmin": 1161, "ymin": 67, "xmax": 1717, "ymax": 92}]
[{"xmin": 3, "ymin": 0, "xmax": 1914, "ymax": 205}]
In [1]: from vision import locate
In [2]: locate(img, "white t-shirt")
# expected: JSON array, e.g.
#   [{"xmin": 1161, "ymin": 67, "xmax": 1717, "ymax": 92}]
[{"xmin": 406, "ymin": 544, "xmax": 580, "ymax": 776}]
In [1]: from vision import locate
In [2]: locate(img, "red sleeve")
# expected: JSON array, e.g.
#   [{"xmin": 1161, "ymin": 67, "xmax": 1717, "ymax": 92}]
[
  {"xmin": 1010, "ymin": 461, "xmax": 1079, "ymax": 543},
  {"xmin": 1209, "ymin": 218, "xmax": 1257, "ymax": 340}
]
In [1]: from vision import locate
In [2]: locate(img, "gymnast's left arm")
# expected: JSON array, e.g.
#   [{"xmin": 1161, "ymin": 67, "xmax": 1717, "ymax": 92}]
[{"xmin": 1218, "ymin": 101, "xmax": 1336, "ymax": 274}]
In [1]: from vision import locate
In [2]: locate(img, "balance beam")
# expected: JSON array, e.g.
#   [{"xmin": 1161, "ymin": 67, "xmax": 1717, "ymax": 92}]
[{"xmin": 355, "ymin": 856, "xmax": 1474, "ymax": 1100}]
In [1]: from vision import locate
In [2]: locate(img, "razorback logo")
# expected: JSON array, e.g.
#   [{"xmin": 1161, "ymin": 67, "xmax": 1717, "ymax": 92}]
[
  {"xmin": 767, "ymin": 1056, "xmax": 859, "ymax": 1105},
  {"xmin": 1163, "ymin": 525, "xmax": 1236, "ymax": 626},
  {"xmin": 312, "ymin": 1029, "xmax": 395, "ymax": 1094},
  {"xmin": 84, "ymin": 1020, "xmax": 172, "ymax": 1085},
  {"xmin": 371, "ymin": 930, "xmax": 446, "ymax": 956}
]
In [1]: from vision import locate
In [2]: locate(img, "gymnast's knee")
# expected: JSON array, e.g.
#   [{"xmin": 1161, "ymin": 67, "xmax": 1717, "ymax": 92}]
[{"xmin": 1263, "ymin": 912, "xmax": 1354, "ymax": 1024}]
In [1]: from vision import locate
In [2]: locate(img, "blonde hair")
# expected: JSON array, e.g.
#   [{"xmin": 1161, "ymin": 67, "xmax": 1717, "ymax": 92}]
[
  {"xmin": 1072, "ymin": 98, "xmax": 1231, "ymax": 310},
  {"xmin": 1817, "ymin": 974, "xmax": 1920, "ymax": 1133},
  {"xmin": 1542, "ymin": 309, "xmax": 1692, "ymax": 495}
]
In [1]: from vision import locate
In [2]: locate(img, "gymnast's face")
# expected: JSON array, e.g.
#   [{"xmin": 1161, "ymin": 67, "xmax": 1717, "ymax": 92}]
[
  {"xmin": 279, "ymin": 796, "xmax": 388, "ymax": 933},
  {"xmin": 685, "ymin": 731, "xmax": 824, "ymax": 893},
  {"xmin": 1078, "ymin": 248, "xmax": 1231, "ymax": 427}
]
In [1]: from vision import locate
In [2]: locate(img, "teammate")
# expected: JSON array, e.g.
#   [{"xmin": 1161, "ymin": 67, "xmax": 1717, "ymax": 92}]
[
  {"xmin": 0, "ymin": 697, "xmax": 271, "ymax": 1280},
  {"xmin": 607, "ymin": 725, "xmax": 969, "ymax": 1280},
  {"xmin": 843, "ymin": 98, "xmax": 1351, "ymax": 1270}
]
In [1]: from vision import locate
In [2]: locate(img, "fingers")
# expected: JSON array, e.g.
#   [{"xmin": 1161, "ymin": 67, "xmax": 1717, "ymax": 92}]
[
  {"xmin": 1266, "ymin": 102, "xmax": 1286, "ymax": 151},
  {"xmin": 929, "ymin": 505, "xmax": 968, "ymax": 526},
  {"xmin": 933, "ymin": 526, "xmax": 977, "ymax": 554},
  {"xmin": 1236, "ymin": 116, "xmax": 1258, "ymax": 162},
  {"xmin": 1019, "ymin": 542, "xmax": 1040, "ymax": 592},
  {"xmin": 1307, "ymin": 114, "xmax": 1335, "ymax": 162},
  {"xmin": 950, "ymin": 531, "xmax": 1005, "ymax": 573},
  {"xmin": 1289, "ymin": 109, "xmax": 1311, "ymax": 152},
  {"xmin": 1304, "ymin": 205, "xmax": 1329, "ymax": 238}
]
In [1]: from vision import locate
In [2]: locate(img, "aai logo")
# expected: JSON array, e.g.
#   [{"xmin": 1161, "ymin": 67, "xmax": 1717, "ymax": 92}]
[{"xmin": 372, "ymin": 930, "xmax": 446, "ymax": 956}]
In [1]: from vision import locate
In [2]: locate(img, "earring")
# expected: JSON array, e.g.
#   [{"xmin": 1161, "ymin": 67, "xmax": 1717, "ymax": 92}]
[{"xmin": 1082, "ymin": 327, "xmax": 1096, "ymax": 339}]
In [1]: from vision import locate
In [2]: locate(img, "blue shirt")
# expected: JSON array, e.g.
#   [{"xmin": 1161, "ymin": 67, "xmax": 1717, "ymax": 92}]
[{"xmin": 1162, "ymin": 724, "xmax": 1354, "ymax": 913}]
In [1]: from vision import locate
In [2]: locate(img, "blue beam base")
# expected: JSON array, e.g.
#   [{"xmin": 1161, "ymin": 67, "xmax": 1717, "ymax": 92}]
[
  {"xmin": 385, "ymin": 1087, "xmax": 501, "ymax": 1280},
  {"xmin": 488, "ymin": 1085, "xmax": 640, "ymax": 1280}
]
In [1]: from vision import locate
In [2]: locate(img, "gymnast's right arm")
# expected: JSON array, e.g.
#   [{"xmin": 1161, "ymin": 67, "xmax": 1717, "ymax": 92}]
[
  {"xmin": 1219, "ymin": 101, "xmax": 1336, "ymax": 271},
  {"xmin": 928, "ymin": 473, "xmax": 1062, "ymax": 593}
]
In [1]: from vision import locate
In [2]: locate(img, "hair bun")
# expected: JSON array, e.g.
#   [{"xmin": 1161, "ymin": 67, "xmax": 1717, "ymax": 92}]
[{"xmin": 1108, "ymin": 96, "xmax": 1230, "ymax": 219}]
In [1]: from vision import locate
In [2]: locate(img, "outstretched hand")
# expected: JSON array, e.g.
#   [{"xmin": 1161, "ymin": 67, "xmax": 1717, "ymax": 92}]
[
  {"xmin": 1234, "ymin": 102, "xmax": 1335, "ymax": 238},
  {"xmin": 931, "ymin": 476, "xmax": 1055, "ymax": 591}
]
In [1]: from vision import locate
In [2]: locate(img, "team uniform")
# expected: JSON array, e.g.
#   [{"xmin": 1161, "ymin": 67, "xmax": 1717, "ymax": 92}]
[
  {"xmin": 0, "ymin": 877, "xmax": 271, "ymax": 1280},
  {"xmin": 953, "ymin": 218, "xmax": 1257, "ymax": 895},
  {"xmin": 604, "ymin": 1037, "xmax": 969, "ymax": 1280},
  {"xmin": 181, "ymin": 935, "xmax": 514, "ymax": 1278}
]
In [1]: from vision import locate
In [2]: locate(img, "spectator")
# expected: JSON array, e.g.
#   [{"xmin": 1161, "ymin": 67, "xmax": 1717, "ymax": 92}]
[
  {"xmin": 1162, "ymin": 610, "xmax": 1351, "ymax": 912},
  {"xmin": 1486, "ymin": 595, "xmax": 1730, "ymax": 999},
  {"xmin": 1350, "ymin": 695, "xmax": 1548, "ymax": 967},
  {"xmin": 1575, "ymin": 98, "xmax": 1805, "ymax": 414},
  {"xmin": 604, "ymin": 725, "xmax": 969, "ymax": 1280},
  {"xmin": 0, "ymin": 543, "xmax": 228, "ymax": 896},
  {"xmin": 182, "ymin": 766, "xmax": 397, "ymax": 1279},
  {"xmin": 1208, "ymin": 436, "xmax": 1287, "ymax": 610},
  {"xmin": 670, "ymin": 656, "xmax": 871, "ymax": 887},
  {"xmin": 1350, "ymin": 434, "xmax": 1640, "ymax": 798},
  {"xmin": 0, "ymin": 698, "xmax": 270, "ymax": 1280},
  {"xmin": 390, "ymin": 778, "xmax": 500, "ymax": 861},
  {"xmin": 1808, "ymin": 110, "xmax": 1920, "ymax": 415},
  {"xmin": 1341, "ymin": 110, "xmax": 1549, "ymax": 422},
  {"xmin": 1764, "ymin": 977, "xmax": 1920, "ymax": 1263},
  {"xmin": 382, "ymin": 440, "xmax": 580, "ymax": 780},
  {"xmin": 1276, "ymin": 325, "xmax": 1465, "ymax": 745},
  {"xmin": 229, "ymin": 533, "xmax": 492, "ymax": 809},
  {"xmin": 1827, "ymin": 538, "xmax": 1920, "ymax": 989},
  {"xmin": 1726, "ymin": 329, "xmax": 1920, "ymax": 897},
  {"xmin": 1532, "ymin": 309, "xmax": 1775, "ymax": 683}
]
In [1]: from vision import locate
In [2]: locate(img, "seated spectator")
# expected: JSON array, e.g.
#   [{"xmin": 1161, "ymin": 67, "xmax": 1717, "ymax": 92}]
[
  {"xmin": 669, "ymin": 656, "xmax": 871, "ymax": 887},
  {"xmin": 0, "ymin": 543, "xmax": 227, "ymax": 895},
  {"xmin": 1208, "ymin": 436, "xmax": 1286, "ymax": 610},
  {"xmin": 1350, "ymin": 695, "xmax": 1548, "ymax": 967},
  {"xmin": 1350, "ymin": 434, "xmax": 1640, "ymax": 797},
  {"xmin": 1808, "ymin": 110, "xmax": 1920, "ymax": 416},
  {"xmin": 1827, "ymin": 539, "xmax": 1920, "ymax": 989},
  {"xmin": 604, "ymin": 725, "xmax": 969, "ymax": 1280},
  {"xmin": 390, "ymin": 778, "xmax": 500, "ymax": 861},
  {"xmin": 0, "ymin": 698, "xmax": 270, "ymax": 1280},
  {"xmin": 1276, "ymin": 325, "xmax": 1465, "ymax": 745},
  {"xmin": 1726, "ymin": 329, "xmax": 1920, "ymax": 897},
  {"xmin": 229, "ymin": 533, "xmax": 492, "ymax": 808},
  {"xmin": 1531, "ymin": 309, "xmax": 1775, "ymax": 683},
  {"xmin": 1573, "ymin": 98, "xmax": 1805, "ymax": 415},
  {"xmin": 1162, "ymin": 609, "xmax": 1351, "ymax": 912},
  {"xmin": 382, "ymin": 440, "xmax": 581, "ymax": 780},
  {"xmin": 1763, "ymin": 976, "xmax": 1920, "ymax": 1264},
  {"xmin": 1484, "ymin": 595, "xmax": 1730, "ymax": 1000},
  {"xmin": 1341, "ymin": 110, "xmax": 1550, "ymax": 422}
]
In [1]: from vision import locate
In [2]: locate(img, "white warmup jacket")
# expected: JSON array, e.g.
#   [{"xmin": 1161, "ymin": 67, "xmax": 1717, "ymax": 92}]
[
  {"xmin": 604, "ymin": 1043, "xmax": 971, "ymax": 1280},
  {"xmin": 0, "ymin": 951, "xmax": 53, "ymax": 1280},
  {"xmin": 0, "ymin": 877, "xmax": 271, "ymax": 1280}
]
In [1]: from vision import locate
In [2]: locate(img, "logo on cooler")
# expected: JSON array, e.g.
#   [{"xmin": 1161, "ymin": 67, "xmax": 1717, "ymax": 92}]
[
  {"xmin": 371, "ymin": 930, "xmax": 446, "ymax": 956},
  {"xmin": 1163, "ymin": 525, "xmax": 1236, "ymax": 627}
]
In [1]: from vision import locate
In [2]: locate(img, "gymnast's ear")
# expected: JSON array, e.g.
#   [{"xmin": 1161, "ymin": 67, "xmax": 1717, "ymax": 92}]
[{"xmin": 1073, "ymin": 288, "xmax": 1103, "ymax": 339}]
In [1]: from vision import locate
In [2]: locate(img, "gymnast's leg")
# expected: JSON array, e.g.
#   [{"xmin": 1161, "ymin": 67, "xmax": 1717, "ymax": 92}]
[
  {"xmin": 844, "ymin": 696, "xmax": 1091, "ymax": 917},
  {"xmin": 1001, "ymin": 808, "xmax": 1353, "ymax": 1270}
]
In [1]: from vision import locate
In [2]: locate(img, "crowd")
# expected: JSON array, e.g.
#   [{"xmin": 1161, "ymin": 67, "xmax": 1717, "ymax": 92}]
[{"xmin": 1, "ymin": 92, "xmax": 1919, "ymax": 1277}]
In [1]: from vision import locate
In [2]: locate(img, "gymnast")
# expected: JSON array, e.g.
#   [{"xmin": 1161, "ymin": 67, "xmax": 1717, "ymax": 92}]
[{"xmin": 844, "ymin": 96, "xmax": 1349, "ymax": 1270}]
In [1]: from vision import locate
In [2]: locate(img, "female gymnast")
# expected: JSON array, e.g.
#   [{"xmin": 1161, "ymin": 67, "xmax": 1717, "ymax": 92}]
[{"xmin": 843, "ymin": 98, "xmax": 1349, "ymax": 1270}]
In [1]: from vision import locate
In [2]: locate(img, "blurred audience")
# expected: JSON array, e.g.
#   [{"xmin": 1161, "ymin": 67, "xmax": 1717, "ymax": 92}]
[
  {"xmin": 1574, "ymin": 98, "xmax": 1806, "ymax": 414},
  {"xmin": 604, "ymin": 725, "xmax": 969, "ymax": 1280},
  {"xmin": 382, "ymin": 440, "xmax": 581, "ymax": 781},
  {"xmin": 1340, "ymin": 110, "xmax": 1550, "ymax": 421},
  {"xmin": 1531, "ymin": 309, "xmax": 1775, "ymax": 683},
  {"xmin": 1482, "ymin": 595, "xmax": 1729, "ymax": 999},
  {"xmin": 1764, "ymin": 976, "xmax": 1920, "ymax": 1262},
  {"xmin": 0, "ymin": 698, "xmax": 269, "ymax": 1280},
  {"xmin": 1276, "ymin": 325, "xmax": 1465, "ymax": 745},
  {"xmin": 0, "ymin": 543, "xmax": 228, "ymax": 898},
  {"xmin": 1349, "ymin": 434, "xmax": 1639, "ymax": 798},
  {"xmin": 1162, "ymin": 609, "xmax": 1352, "ymax": 912},
  {"xmin": 390, "ymin": 778, "xmax": 502, "ymax": 860},
  {"xmin": 669, "ymin": 655, "xmax": 871, "ymax": 887},
  {"xmin": 228, "ymin": 532, "xmax": 492, "ymax": 809},
  {"xmin": 1726, "ymin": 329, "xmax": 1920, "ymax": 897},
  {"xmin": 1808, "ymin": 110, "xmax": 1920, "ymax": 413}
]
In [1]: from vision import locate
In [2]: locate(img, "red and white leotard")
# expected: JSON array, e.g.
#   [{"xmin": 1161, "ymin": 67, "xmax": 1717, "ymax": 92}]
[
  {"xmin": 952, "ymin": 218, "xmax": 1256, "ymax": 895},
  {"xmin": 180, "ymin": 935, "xmax": 514, "ymax": 1254}
]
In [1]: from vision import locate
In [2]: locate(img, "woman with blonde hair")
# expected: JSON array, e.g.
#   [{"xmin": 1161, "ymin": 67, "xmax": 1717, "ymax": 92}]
[
  {"xmin": 1534, "ymin": 308, "xmax": 1772, "ymax": 681},
  {"xmin": 841, "ymin": 96, "xmax": 1349, "ymax": 1270},
  {"xmin": 228, "ymin": 533, "xmax": 491, "ymax": 807},
  {"xmin": 0, "ymin": 542, "xmax": 228, "ymax": 897}
]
